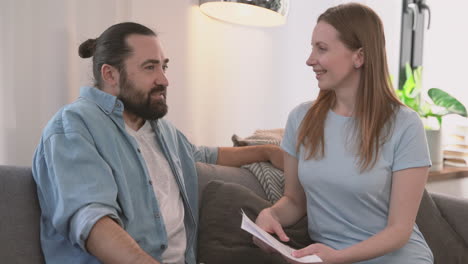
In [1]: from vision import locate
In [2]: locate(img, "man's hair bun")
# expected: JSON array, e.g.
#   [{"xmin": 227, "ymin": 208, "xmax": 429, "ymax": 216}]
[{"xmin": 78, "ymin": 38, "xmax": 97, "ymax": 58}]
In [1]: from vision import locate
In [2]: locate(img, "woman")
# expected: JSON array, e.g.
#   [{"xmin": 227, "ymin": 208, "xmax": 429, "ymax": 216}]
[{"xmin": 254, "ymin": 3, "xmax": 433, "ymax": 264}]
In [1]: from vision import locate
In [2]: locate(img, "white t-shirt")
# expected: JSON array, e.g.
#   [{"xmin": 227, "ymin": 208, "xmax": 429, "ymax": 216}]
[{"xmin": 126, "ymin": 121, "xmax": 186, "ymax": 264}]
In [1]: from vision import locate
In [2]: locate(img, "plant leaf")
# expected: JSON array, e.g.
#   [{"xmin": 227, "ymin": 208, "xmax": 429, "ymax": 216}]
[
  {"xmin": 410, "ymin": 66, "xmax": 422, "ymax": 98},
  {"xmin": 402, "ymin": 63, "xmax": 416, "ymax": 97},
  {"xmin": 428, "ymin": 88, "xmax": 467, "ymax": 117},
  {"xmin": 419, "ymin": 101, "xmax": 432, "ymax": 117}
]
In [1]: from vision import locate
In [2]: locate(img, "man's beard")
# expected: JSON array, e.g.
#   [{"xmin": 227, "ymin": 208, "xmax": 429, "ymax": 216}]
[{"xmin": 117, "ymin": 71, "xmax": 168, "ymax": 120}]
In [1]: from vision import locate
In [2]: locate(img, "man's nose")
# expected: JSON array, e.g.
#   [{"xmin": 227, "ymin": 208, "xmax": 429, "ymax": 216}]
[{"xmin": 156, "ymin": 72, "xmax": 169, "ymax": 87}]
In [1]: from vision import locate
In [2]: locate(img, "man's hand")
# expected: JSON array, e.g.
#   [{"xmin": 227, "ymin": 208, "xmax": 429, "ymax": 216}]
[
  {"xmin": 265, "ymin": 145, "xmax": 284, "ymax": 170},
  {"xmin": 217, "ymin": 145, "xmax": 284, "ymax": 169}
]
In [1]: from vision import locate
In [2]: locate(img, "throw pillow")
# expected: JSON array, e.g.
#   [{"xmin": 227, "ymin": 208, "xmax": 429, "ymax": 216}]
[
  {"xmin": 198, "ymin": 180, "xmax": 312, "ymax": 264},
  {"xmin": 232, "ymin": 129, "xmax": 286, "ymax": 203},
  {"xmin": 232, "ymin": 129, "xmax": 284, "ymax": 147}
]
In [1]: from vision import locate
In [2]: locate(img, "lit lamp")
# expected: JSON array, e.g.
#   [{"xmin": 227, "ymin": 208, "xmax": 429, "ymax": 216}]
[{"xmin": 199, "ymin": 0, "xmax": 289, "ymax": 27}]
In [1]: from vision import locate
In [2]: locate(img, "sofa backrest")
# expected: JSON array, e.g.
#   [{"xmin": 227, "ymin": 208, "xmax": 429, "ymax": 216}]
[
  {"xmin": 196, "ymin": 162, "xmax": 267, "ymax": 204},
  {"xmin": 0, "ymin": 165, "xmax": 45, "ymax": 264},
  {"xmin": 2, "ymin": 164, "xmax": 467, "ymax": 264},
  {"xmin": 0, "ymin": 163, "xmax": 264, "ymax": 264}
]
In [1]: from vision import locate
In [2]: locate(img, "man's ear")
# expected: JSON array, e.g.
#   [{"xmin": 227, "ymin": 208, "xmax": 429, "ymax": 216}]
[
  {"xmin": 101, "ymin": 64, "xmax": 120, "ymax": 87},
  {"xmin": 353, "ymin": 48, "xmax": 364, "ymax": 69}
]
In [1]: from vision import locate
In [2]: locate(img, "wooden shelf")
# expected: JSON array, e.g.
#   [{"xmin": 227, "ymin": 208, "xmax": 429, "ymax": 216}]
[{"xmin": 428, "ymin": 167, "xmax": 468, "ymax": 183}]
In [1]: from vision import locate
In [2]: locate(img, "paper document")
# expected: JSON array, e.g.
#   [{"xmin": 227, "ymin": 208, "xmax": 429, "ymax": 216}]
[{"xmin": 240, "ymin": 210, "xmax": 322, "ymax": 263}]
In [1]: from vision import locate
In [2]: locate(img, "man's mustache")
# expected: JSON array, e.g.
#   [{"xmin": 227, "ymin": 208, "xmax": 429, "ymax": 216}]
[{"xmin": 150, "ymin": 85, "xmax": 166, "ymax": 94}]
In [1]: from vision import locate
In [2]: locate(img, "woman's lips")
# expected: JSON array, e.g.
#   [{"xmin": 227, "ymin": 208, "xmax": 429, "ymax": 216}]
[{"xmin": 314, "ymin": 70, "xmax": 326, "ymax": 79}]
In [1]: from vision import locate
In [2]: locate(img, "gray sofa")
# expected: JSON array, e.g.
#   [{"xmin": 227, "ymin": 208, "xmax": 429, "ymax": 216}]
[{"xmin": 1, "ymin": 163, "xmax": 468, "ymax": 263}]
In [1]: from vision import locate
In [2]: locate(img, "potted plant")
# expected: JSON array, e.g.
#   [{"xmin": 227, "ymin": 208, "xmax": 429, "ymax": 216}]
[{"xmin": 396, "ymin": 63, "xmax": 467, "ymax": 170}]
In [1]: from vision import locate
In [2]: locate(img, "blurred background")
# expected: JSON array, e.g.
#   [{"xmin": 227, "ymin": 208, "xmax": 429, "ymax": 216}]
[{"xmin": 1, "ymin": 0, "xmax": 466, "ymax": 174}]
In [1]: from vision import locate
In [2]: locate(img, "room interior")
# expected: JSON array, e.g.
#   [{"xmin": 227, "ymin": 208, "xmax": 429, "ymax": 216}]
[
  {"xmin": 1, "ymin": 1, "xmax": 468, "ymax": 263},
  {"xmin": 0, "ymin": 0, "xmax": 467, "ymax": 196}
]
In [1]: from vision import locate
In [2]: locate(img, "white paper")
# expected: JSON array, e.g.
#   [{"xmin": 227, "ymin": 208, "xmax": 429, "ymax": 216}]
[{"xmin": 240, "ymin": 210, "xmax": 323, "ymax": 263}]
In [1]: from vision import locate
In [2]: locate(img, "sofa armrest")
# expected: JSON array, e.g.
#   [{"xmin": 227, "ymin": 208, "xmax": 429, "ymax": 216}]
[
  {"xmin": 0, "ymin": 165, "xmax": 45, "ymax": 263},
  {"xmin": 431, "ymin": 192, "xmax": 468, "ymax": 247}
]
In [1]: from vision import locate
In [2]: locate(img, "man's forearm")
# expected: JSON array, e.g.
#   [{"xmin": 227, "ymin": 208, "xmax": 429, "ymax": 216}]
[
  {"xmin": 86, "ymin": 216, "xmax": 160, "ymax": 264},
  {"xmin": 216, "ymin": 145, "xmax": 283, "ymax": 169}
]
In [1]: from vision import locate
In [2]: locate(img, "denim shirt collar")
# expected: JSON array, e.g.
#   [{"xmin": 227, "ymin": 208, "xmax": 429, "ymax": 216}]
[{"xmin": 79, "ymin": 86, "xmax": 124, "ymax": 115}]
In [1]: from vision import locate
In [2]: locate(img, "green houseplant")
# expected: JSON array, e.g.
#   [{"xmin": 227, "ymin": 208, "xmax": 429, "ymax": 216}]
[
  {"xmin": 396, "ymin": 63, "xmax": 467, "ymax": 170},
  {"xmin": 396, "ymin": 63, "xmax": 467, "ymax": 128}
]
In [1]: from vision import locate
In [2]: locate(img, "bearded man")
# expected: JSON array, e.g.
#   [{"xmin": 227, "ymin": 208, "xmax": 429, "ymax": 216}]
[{"xmin": 32, "ymin": 22, "xmax": 282, "ymax": 264}]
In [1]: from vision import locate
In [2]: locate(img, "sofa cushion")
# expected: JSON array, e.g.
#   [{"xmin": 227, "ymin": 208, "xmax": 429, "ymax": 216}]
[
  {"xmin": 416, "ymin": 190, "xmax": 468, "ymax": 264},
  {"xmin": 197, "ymin": 180, "xmax": 312, "ymax": 264},
  {"xmin": 0, "ymin": 166, "xmax": 45, "ymax": 263},
  {"xmin": 196, "ymin": 162, "xmax": 267, "ymax": 204}
]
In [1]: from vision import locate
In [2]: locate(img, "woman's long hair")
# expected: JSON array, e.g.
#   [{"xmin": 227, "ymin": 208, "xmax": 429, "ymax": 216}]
[{"xmin": 297, "ymin": 3, "xmax": 403, "ymax": 171}]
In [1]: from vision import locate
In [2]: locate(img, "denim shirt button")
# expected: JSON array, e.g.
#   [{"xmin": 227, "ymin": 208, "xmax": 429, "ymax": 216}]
[
  {"xmin": 160, "ymin": 244, "xmax": 166, "ymax": 250},
  {"xmin": 154, "ymin": 212, "xmax": 160, "ymax": 218},
  {"xmin": 137, "ymin": 148, "xmax": 141, "ymax": 153},
  {"xmin": 148, "ymin": 180, "xmax": 153, "ymax": 185}
]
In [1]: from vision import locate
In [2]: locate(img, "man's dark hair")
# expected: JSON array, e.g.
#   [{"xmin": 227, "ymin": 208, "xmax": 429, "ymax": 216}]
[{"xmin": 78, "ymin": 22, "xmax": 157, "ymax": 88}]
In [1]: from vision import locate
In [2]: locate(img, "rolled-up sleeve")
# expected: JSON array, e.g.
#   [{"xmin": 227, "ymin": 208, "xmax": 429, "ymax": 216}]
[
  {"xmin": 192, "ymin": 145, "xmax": 218, "ymax": 164},
  {"xmin": 35, "ymin": 131, "xmax": 122, "ymax": 251},
  {"xmin": 70, "ymin": 203, "xmax": 123, "ymax": 249},
  {"xmin": 174, "ymin": 129, "xmax": 218, "ymax": 164}
]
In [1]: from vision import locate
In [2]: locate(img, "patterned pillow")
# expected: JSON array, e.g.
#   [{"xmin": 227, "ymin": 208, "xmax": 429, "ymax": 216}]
[{"xmin": 232, "ymin": 129, "xmax": 285, "ymax": 203}]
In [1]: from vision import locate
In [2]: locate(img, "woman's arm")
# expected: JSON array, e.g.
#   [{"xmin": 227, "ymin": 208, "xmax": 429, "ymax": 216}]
[
  {"xmin": 254, "ymin": 152, "xmax": 307, "ymax": 247},
  {"xmin": 270, "ymin": 152, "xmax": 308, "ymax": 225},
  {"xmin": 292, "ymin": 166, "xmax": 429, "ymax": 263}
]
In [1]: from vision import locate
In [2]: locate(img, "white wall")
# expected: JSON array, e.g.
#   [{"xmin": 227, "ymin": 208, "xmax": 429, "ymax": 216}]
[
  {"xmin": 186, "ymin": 0, "xmax": 402, "ymax": 146},
  {"xmin": 1, "ymin": 0, "xmax": 70, "ymax": 166},
  {"xmin": 420, "ymin": 1, "xmax": 468, "ymax": 199},
  {"xmin": 0, "ymin": 0, "xmax": 402, "ymax": 166},
  {"xmin": 422, "ymin": 0, "xmax": 468, "ymax": 136}
]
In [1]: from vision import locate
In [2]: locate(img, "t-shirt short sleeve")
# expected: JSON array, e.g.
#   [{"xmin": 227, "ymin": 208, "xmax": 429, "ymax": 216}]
[
  {"xmin": 281, "ymin": 102, "xmax": 312, "ymax": 158},
  {"xmin": 392, "ymin": 109, "xmax": 432, "ymax": 172}
]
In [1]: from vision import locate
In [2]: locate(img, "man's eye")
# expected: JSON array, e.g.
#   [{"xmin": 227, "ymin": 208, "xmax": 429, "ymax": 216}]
[
  {"xmin": 163, "ymin": 65, "xmax": 168, "ymax": 71},
  {"xmin": 145, "ymin": 65, "xmax": 155, "ymax": 70}
]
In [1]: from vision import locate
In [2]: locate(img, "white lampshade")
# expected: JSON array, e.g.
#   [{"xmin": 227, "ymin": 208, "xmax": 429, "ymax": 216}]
[{"xmin": 199, "ymin": 0, "xmax": 289, "ymax": 27}]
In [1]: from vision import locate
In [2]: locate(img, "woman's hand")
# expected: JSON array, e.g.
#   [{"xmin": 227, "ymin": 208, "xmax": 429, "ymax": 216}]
[
  {"xmin": 287, "ymin": 243, "xmax": 342, "ymax": 264},
  {"xmin": 253, "ymin": 207, "xmax": 290, "ymax": 253}
]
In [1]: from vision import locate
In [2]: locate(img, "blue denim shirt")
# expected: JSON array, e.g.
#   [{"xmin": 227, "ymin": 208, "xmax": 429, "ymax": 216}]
[{"xmin": 32, "ymin": 86, "xmax": 218, "ymax": 264}]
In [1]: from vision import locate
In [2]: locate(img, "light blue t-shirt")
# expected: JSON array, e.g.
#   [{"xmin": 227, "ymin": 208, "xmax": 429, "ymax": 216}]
[{"xmin": 281, "ymin": 101, "xmax": 433, "ymax": 264}]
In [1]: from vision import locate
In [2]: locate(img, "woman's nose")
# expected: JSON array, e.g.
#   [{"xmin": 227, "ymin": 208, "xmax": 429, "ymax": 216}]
[{"xmin": 306, "ymin": 51, "xmax": 316, "ymax": 66}]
